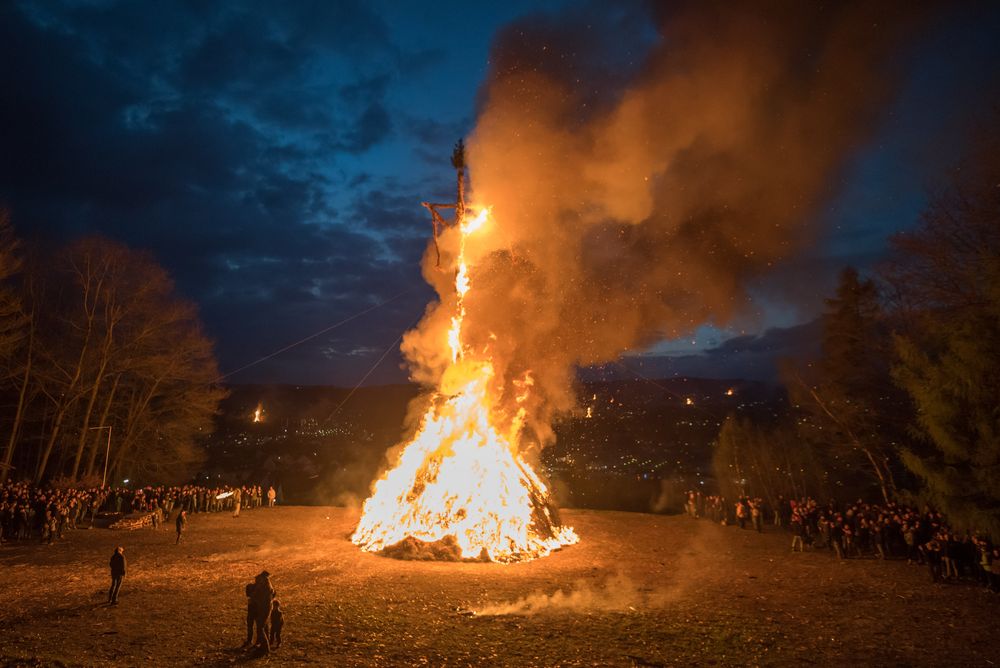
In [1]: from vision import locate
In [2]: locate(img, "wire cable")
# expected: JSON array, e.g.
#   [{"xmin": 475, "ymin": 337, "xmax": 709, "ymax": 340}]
[
  {"xmin": 216, "ymin": 286, "xmax": 419, "ymax": 382},
  {"xmin": 328, "ymin": 314, "xmax": 421, "ymax": 418}
]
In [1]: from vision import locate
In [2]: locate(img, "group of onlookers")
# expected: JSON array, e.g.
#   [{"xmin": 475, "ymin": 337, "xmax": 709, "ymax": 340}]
[
  {"xmin": 684, "ymin": 490, "xmax": 1000, "ymax": 591},
  {"xmin": 686, "ymin": 492, "xmax": 767, "ymax": 532},
  {"xmin": 0, "ymin": 482, "xmax": 108, "ymax": 544},
  {"xmin": 0, "ymin": 481, "xmax": 278, "ymax": 544}
]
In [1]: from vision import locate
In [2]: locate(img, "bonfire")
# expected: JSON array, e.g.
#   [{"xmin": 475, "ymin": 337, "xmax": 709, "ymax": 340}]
[{"xmin": 351, "ymin": 145, "xmax": 578, "ymax": 563}]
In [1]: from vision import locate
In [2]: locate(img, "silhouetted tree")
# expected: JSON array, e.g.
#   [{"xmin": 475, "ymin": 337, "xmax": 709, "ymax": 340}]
[
  {"xmin": 713, "ymin": 415, "xmax": 825, "ymax": 505},
  {"xmin": 18, "ymin": 236, "xmax": 225, "ymax": 484},
  {"xmin": 0, "ymin": 211, "xmax": 27, "ymax": 481},
  {"xmin": 887, "ymin": 120, "xmax": 1000, "ymax": 535},
  {"xmin": 0, "ymin": 210, "xmax": 24, "ymax": 357},
  {"xmin": 788, "ymin": 268, "xmax": 901, "ymax": 502}
]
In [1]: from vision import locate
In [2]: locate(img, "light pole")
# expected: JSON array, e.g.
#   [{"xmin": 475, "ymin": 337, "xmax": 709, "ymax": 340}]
[{"xmin": 89, "ymin": 425, "xmax": 112, "ymax": 488}]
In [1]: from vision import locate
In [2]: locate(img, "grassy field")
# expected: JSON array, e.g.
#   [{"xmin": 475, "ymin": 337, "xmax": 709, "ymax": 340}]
[{"xmin": 1, "ymin": 506, "xmax": 998, "ymax": 667}]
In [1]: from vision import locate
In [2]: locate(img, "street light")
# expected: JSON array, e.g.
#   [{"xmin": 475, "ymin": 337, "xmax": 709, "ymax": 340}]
[{"xmin": 89, "ymin": 425, "xmax": 112, "ymax": 488}]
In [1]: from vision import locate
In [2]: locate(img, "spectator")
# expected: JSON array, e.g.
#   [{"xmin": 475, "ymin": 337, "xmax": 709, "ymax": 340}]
[
  {"xmin": 108, "ymin": 546, "xmax": 126, "ymax": 604},
  {"xmin": 175, "ymin": 510, "xmax": 187, "ymax": 544},
  {"xmin": 269, "ymin": 599, "xmax": 284, "ymax": 649},
  {"xmin": 247, "ymin": 570, "xmax": 275, "ymax": 654}
]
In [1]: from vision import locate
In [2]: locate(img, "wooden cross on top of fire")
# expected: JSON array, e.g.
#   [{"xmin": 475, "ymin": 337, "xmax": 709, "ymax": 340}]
[{"xmin": 421, "ymin": 139, "xmax": 467, "ymax": 267}]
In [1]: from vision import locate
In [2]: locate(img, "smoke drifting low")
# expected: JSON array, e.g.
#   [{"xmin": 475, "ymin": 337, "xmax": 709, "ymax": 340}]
[
  {"xmin": 403, "ymin": 2, "xmax": 925, "ymax": 448},
  {"xmin": 474, "ymin": 572, "xmax": 644, "ymax": 616}
]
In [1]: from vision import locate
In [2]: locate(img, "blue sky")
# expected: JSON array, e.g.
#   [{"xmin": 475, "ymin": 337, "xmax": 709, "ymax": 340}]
[{"xmin": 2, "ymin": 1, "xmax": 998, "ymax": 385}]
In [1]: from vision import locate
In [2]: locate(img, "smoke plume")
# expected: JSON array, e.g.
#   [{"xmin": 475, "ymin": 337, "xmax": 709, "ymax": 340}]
[
  {"xmin": 402, "ymin": 2, "xmax": 925, "ymax": 449},
  {"xmin": 474, "ymin": 572, "xmax": 644, "ymax": 616}
]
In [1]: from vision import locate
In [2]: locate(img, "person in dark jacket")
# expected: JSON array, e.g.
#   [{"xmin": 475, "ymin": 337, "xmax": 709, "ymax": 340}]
[
  {"xmin": 248, "ymin": 571, "xmax": 275, "ymax": 653},
  {"xmin": 175, "ymin": 510, "xmax": 187, "ymax": 544},
  {"xmin": 242, "ymin": 581, "xmax": 256, "ymax": 647},
  {"xmin": 108, "ymin": 546, "xmax": 126, "ymax": 604}
]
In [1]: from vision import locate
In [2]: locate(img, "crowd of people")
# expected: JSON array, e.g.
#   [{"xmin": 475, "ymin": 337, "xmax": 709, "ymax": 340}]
[
  {"xmin": 685, "ymin": 490, "xmax": 1000, "ymax": 591},
  {"xmin": 0, "ymin": 481, "xmax": 278, "ymax": 545},
  {"xmin": 3, "ymin": 478, "xmax": 288, "ymax": 652}
]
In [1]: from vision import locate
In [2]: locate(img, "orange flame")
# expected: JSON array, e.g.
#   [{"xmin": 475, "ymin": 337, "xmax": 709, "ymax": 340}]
[
  {"xmin": 252, "ymin": 402, "xmax": 263, "ymax": 423},
  {"xmin": 352, "ymin": 206, "xmax": 577, "ymax": 562}
]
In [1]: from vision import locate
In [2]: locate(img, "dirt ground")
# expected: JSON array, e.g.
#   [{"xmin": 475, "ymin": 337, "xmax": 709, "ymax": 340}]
[{"xmin": 1, "ymin": 506, "xmax": 997, "ymax": 667}]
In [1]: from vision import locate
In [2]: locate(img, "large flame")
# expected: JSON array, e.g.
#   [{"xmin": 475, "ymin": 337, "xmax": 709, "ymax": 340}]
[{"xmin": 352, "ymin": 207, "xmax": 578, "ymax": 563}]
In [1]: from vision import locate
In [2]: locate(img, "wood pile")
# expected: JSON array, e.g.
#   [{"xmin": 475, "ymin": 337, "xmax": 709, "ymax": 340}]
[{"xmin": 109, "ymin": 509, "xmax": 162, "ymax": 530}]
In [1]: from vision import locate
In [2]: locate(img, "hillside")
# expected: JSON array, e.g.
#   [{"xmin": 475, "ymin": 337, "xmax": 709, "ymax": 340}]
[{"xmin": 1, "ymin": 507, "xmax": 997, "ymax": 666}]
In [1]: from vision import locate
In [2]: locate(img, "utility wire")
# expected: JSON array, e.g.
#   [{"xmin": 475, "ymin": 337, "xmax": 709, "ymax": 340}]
[
  {"xmin": 216, "ymin": 287, "xmax": 419, "ymax": 382},
  {"xmin": 328, "ymin": 315, "xmax": 420, "ymax": 418}
]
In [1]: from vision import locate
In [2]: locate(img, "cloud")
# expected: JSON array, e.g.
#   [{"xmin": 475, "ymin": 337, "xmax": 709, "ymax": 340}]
[
  {"xmin": 0, "ymin": 0, "xmax": 443, "ymax": 385},
  {"xmin": 581, "ymin": 319, "xmax": 822, "ymax": 383}
]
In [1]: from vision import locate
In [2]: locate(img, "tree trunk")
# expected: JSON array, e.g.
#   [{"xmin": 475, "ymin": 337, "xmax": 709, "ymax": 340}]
[
  {"xmin": 109, "ymin": 377, "xmax": 162, "ymax": 483},
  {"xmin": 35, "ymin": 405, "xmax": 69, "ymax": 483},
  {"xmin": 803, "ymin": 382, "xmax": 894, "ymax": 504},
  {"xmin": 85, "ymin": 373, "xmax": 120, "ymax": 477},
  {"xmin": 70, "ymin": 356, "xmax": 109, "ymax": 479},
  {"xmin": 0, "ymin": 325, "xmax": 32, "ymax": 482}
]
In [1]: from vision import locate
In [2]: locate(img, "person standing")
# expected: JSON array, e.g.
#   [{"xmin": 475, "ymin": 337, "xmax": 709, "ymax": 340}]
[
  {"xmin": 249, "ymin": 570, "xmax": 275, "ymax": 653},
  {"xmin": 269, "ymin": 599, "xmax": 283, "ymax": 648},
  {"xmin": 175, "ymin": 510, "xmax": 187, "ymax": 544},
  {"xmin": 242, "ymin": 580, "xmax": 256, "ymax": 648},
  {"xmin": 267, "ymin": 486, "xmax": 276, "ymax": 508},
  {"xmin": 108, "ymin": 546, "xmax": 126, "ymax": 604},
  {"xmin": 232, "ymin": 487, "xmax": 242, "ymax": 518},
  {"xmin": 735, "ymin": 500, "xmax": 748, "ymax": 530}
]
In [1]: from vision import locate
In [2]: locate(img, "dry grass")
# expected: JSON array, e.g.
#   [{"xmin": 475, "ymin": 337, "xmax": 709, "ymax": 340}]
[{"xmin": 1, "ymin": 507, "xmax": 998, "ymax": 667}]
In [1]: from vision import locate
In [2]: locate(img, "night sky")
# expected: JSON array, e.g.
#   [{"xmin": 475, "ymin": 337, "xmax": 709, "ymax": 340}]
[{"xmin": 2, "ymin": 1, "xmax": 998, "ymax": 386}]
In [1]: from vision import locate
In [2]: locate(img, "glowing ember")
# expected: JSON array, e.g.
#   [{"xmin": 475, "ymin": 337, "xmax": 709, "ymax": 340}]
[
  {"xmin": 352, "ymin": 204, "xmax": 577, "ymax": 563},
  {"xmin": 725, "ymin": 388, "xmax": 734, "ymax": 396},
  {"xmin": 685, "ymin": 397, "xmax": 694, "ymax": 406}
]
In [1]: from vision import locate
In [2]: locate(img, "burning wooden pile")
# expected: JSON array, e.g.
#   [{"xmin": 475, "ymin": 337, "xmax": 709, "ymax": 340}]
[{"xmin": 352, "ymin": 146, "xmax": 577, "ymax": 563}]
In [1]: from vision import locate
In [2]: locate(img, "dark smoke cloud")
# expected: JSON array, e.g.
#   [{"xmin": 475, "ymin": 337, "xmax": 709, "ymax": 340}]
[{"xmin": 403, "ymin": 2, "xmax": 929, "ymax": 447}]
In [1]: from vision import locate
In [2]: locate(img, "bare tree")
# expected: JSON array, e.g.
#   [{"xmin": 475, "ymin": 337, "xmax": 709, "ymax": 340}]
[
  {"xmin": 0, "ymin": 211, "xmax": 27, "ymax": 481},
  {"xmin": 17, "ymin": 236, "xmax": 225, "ymax": 484}
]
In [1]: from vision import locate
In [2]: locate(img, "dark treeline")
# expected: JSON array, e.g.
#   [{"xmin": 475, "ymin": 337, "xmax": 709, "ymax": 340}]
[
  {"xmin": 714, "ymin": 118, "xmax": 1000, "ymax": 538},
  {"xmin": 0, "ymin": 228, "xmax": 226, "ymax": 486}
]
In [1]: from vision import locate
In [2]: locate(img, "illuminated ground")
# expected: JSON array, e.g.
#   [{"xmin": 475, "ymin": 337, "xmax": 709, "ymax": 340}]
[{"xmin": 1, "ymin": 507, "xmax": 997, "ymax": 667}]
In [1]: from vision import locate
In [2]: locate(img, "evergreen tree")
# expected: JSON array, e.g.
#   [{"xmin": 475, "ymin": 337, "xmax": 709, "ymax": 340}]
[
  {"xmin": 888, "ymin": 119, "xmax": 1000, "ymax": 534},
  {"xmin": 788, "ymin": 268, "xmax": 901, "ymax": 501},
  {"xmin": 893, "ymin": 272, "xmax": 1000, "ymax": 534}
]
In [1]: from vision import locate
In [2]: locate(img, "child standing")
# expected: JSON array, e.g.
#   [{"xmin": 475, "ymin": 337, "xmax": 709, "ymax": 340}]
[{"xmin": 269, "ymin": 599, "xmax": 284, "ymax": 648}]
